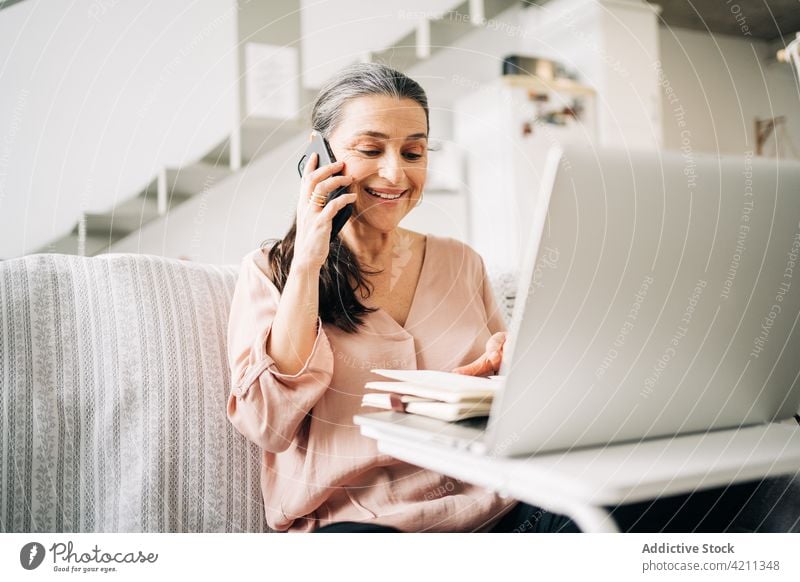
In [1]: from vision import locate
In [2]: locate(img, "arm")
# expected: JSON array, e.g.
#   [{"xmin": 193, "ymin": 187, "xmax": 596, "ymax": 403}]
[
  {"xmin": 227, "ymin": 150, "xmax": 356, "ymax": 452},
  {"xmin": 268, "ymin": 261, "xmax": 322, "ymax": 376},
  {"xmin": 226, "ymin": 252, "xmax": 334, "ymax": 453}
]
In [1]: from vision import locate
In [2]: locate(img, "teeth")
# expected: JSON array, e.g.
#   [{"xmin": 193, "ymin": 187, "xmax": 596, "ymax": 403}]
[{"xmin": 366, "ymin": 187, "xmax": 403, "ymax": 200}]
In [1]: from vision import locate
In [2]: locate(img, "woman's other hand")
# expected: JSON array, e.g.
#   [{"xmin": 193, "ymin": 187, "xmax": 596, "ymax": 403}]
[
  {"xmin": 294, "ymin": 152, "xmax": 358, "ymax": 271},
  {"xmin": 452, "ymin": 332, "xmax": 507, "ymax": 377}
]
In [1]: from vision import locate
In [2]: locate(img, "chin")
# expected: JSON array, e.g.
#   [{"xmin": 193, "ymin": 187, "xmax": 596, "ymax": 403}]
[
  {"xmin": 362, "ymin": 219, "xmax": 404, "ymax": 233},
  {"xmin": 354, "ymin": 202, "xmax": 413, "ymax": 228}
]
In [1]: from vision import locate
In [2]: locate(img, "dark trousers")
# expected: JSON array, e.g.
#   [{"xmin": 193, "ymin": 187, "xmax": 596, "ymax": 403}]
[
  {"xmin": 314, "ymin": 501, "xmax": 579, "ymax": 533},
  {"xmin": 315, "ymin": 478, "xmax": 799, "ymax": 533}
]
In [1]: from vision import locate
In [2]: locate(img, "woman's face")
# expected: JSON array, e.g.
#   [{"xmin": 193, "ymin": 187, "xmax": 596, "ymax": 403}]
[{"xmin": 326, "ymin": 95, "xmax": 428, "ymax": 234}]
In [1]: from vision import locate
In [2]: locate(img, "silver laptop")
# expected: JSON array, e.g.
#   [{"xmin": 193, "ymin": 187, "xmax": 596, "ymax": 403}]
[{"xmin": 355, "ymin": 145, "xmax": 800, "ymax": 457}]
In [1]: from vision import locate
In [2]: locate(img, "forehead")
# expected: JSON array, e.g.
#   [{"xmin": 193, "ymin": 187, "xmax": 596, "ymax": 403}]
[{"xmin": 333, "ymin": 95, "xmax": 427, "ymax": 139}]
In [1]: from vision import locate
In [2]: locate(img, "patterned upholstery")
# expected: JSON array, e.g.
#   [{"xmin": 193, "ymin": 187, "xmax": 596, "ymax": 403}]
[
  {"xmin": 0, "ymin": 254, "xmax": 267, "ymax": 532},
  {"xmin": 486, "ymin": 267, "xmax": 518, "ymax": 324},
  {"xmin": 0, "ymin": 253, "xmax": 518, "ymax": 533}
]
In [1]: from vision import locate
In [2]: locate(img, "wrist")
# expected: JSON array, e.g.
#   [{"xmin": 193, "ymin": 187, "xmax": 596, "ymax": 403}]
[{"xmin": 289, "ymin": 259, "xmax": 322, "ymax": 279}]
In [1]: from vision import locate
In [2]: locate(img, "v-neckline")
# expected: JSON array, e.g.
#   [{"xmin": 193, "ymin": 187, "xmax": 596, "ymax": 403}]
[{"xmin": 374, "ymin": 233, "xmax": 431, "ymax": 333}]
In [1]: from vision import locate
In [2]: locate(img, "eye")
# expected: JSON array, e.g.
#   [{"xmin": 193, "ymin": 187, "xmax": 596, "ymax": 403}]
[
  {"xmin": 357, "ymin": 149, "xmax": 381, "ymax": 157},
  {"xmin": 403, "ymin": 152, "xmax": 423, "ymax": 161}
]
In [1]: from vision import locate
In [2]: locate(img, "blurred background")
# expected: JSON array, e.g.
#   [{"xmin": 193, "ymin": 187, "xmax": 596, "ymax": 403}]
[{"xmin": 0, "ymin": 0, "xmax": 798, "ymax": 268}]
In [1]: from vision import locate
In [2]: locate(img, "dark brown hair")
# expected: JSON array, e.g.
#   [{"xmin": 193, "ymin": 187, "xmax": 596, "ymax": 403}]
[{"xmin": 264, "ymin": 63, "xmax": 430, "ymax": 333}]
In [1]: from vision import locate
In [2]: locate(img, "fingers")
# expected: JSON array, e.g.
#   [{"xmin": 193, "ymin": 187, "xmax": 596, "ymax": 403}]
[
  {"xmin": 303, "ymin": 158, "xmax": 346, "ymax": 194},
  {"xmin": 313, "ymin": 175, "xmax": 354, "ymax": 198},
  {"xmin": 486, "ymin": 349, "xmax": 503, "ymax": 373},
  {"xmin": 301, "ymin": 156, "xmax": 354, "ymax": 214},
  {"xmin": 302, "ymin": 152, "xmax": 319, "ymax": 178},
  {"xmin": 452, "ymin": 354, "xmax": 495, "ymax": 377},
  {"xmin": 320, "ymin": 193, "xmax": 357, "ymax": 220},
  {"xmin": 293, "ymin": 153, "xmax": 354, "ymax": 267},
  {"xmin": 486, "ymin": 332, "xmax": 507, "ymax": 354},
  {"xmin": 453, "ymin": 334, "xmax": 506, "ymax": 376},
  {"xmin": 298, "ymin": 153, "xmax": 319, "ymax": 213}
]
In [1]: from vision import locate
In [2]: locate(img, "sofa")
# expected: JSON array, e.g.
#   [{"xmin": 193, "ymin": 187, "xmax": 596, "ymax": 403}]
[
  {"xmin": 0, "ymin": 253, "xmax": 265, "ymax": 532},
  {"xmin": 1, "ymin": 253, "xmax": 796, "ymax": 532},
  {"xmin": 0, "ymin": 252, "xmax": 517, "ymax": 532}
]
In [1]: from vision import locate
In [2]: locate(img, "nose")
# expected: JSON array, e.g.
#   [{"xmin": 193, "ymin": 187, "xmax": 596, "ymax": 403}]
[{"xmin": 377, "ymin": 151, "xmax": 405, "ymax": 184}]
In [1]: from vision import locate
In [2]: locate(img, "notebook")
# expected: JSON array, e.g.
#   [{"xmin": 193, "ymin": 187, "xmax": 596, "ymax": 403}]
[{"xmin": 361, "ymin": 370, "xmax": 501, "ymax": 421}]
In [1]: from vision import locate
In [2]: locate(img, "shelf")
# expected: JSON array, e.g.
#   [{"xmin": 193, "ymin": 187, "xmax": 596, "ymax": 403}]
[{"xmin": 501, "ymin": 74, "xmax": 596, "ymax": 96}]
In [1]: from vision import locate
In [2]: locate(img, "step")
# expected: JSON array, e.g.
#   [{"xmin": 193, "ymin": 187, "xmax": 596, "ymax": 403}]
[
  {"xmin": 83, "ymin": 197, "xmax": 162, "ymax": 238},
  {"xmin": 79, "ymin": 176, "xmax": 184, "ymax": 238},
  {"xmin": 369, "ymin": 0, "xmax": 517, "ymax": 70},
  {"xmin": 370, "ymin": 29, "xmax": 421, "ymax": 72},
  {"xmin": 482, "ymin": 0, "xmax": 519, "ymax": 21},
  {"xmin": 429, "ymin": 13, "xmax": 475, "ymax": 51},
  {"xmin": 80, "ymin": 167, "xmax": 199, "ymax": 240},
  {"xmin": 164, "ymin": 161, "xmax": 232, "ymax": 198},
  {"xmin": 240, "ymin": 117, "xmax": 306, "ymax": 163},
  {"xmin": 39, "ymin": 232, "xmax": 112, "ymax": 257},
  {"xmin": 202, "ymin": 117, "xmax": 305, "ymax": 167},
  {"xmin": 41, "ymin": 158, "xmax": 233, "ymax": 257}
]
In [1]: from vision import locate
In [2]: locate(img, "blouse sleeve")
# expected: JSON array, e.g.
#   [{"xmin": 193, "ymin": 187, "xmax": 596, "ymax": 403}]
[
  {"xmin": 479, "ymin": 257, "xmax": 508, "ymax": 335},
  {"xmin": 226, "ymin": 250, "xmax": 334, "ymax": 453}
]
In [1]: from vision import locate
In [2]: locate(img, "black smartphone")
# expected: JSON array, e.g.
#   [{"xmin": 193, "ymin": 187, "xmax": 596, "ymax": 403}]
[{"xmin": 297, "ymin": 131, "xmax": 354, "ymax": 239}]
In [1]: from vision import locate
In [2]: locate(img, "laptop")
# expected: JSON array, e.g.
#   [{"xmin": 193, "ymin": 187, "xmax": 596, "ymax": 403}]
[{"xmin": 355, "ymin": 145, "xmax": 800, "ymax": 457}]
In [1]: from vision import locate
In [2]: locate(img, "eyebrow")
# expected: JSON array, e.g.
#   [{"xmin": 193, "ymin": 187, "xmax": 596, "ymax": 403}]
[{"xmin": 354, "ymin": 131, "xmax": 428, "ymax": 140}]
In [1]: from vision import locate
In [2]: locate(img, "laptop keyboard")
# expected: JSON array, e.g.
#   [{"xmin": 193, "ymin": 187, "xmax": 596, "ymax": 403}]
[{"xmin": 454, "ymin": 416, "xmax": 489, "ymax": 430}]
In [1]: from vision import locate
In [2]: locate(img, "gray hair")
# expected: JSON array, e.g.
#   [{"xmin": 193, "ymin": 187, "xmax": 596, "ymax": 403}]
[{"xmin": 311, "ymin": 62, "xmax": 429, "ymax": 138}]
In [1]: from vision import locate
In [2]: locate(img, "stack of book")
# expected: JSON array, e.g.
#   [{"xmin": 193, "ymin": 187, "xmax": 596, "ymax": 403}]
[{"xmin": 361, "ymin": 369, "xmax": 504, "ymax": 422}]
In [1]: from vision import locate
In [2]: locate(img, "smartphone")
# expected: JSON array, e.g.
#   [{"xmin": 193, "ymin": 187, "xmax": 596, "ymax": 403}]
[{"xmin": 297, "ymin": 131, "xmax": 354, "ymax": 239}]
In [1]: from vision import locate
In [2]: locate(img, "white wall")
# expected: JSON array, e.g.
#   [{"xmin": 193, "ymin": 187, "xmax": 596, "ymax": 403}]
[
  {"xmin": 0, "ymin": 0, "xmax": 238, "ymax": 259},
  {"xmin": 658, "ymin": 26, "xmax": 800, "ymax": 158}
]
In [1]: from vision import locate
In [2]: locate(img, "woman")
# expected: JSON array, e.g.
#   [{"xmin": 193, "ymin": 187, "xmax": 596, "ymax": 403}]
[{"xmin": 226, "ymin": 62, "xmax": 578, "ymax": 533}]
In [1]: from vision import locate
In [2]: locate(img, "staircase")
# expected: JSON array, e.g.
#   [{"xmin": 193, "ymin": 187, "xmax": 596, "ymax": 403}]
[
  {"xmin": 38, "ymin": 0, "xmax": 520, "ymax": 257},
  {"xmin": 0, "ymin": 0, "xmax": 27, "ymax": 12},
  {"xmin": 40, "ymin": 114, "xmax": 310, "ymax": 256}
]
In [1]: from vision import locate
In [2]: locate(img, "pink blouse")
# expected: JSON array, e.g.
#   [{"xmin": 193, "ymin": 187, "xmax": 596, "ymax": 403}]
[{"xmin": 226, "ymin": 233, "xmax": 517, "ymax": 532}]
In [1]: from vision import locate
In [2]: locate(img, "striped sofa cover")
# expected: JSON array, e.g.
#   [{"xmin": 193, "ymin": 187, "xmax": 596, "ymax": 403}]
[{"xmin": 0, "ymin": 253, "xmax": 518, "ymax": 533}]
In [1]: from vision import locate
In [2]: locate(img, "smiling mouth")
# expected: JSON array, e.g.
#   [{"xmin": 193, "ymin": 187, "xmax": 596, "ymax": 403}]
[{"xmin": 364, "ymin": 186, "xmax": 407, "ymax": 200}]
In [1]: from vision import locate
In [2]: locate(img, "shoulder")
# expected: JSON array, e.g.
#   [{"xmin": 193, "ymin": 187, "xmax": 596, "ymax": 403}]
[
  {"xmin": 240, "ymin": 244, "xmax": 271, "ymax": 273},
  {"xmin": 426, "ymin": 233, "xmax": 487, "ymax": 275},
  {"xmin": 237, "ymin": 244, "xmax": 280, "ymax": 291}
]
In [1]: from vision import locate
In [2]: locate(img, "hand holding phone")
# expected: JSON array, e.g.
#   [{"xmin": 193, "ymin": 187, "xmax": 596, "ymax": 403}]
[{"xmin": 297, "ymin": 132, "xmax": 354, "ymax": 239}]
